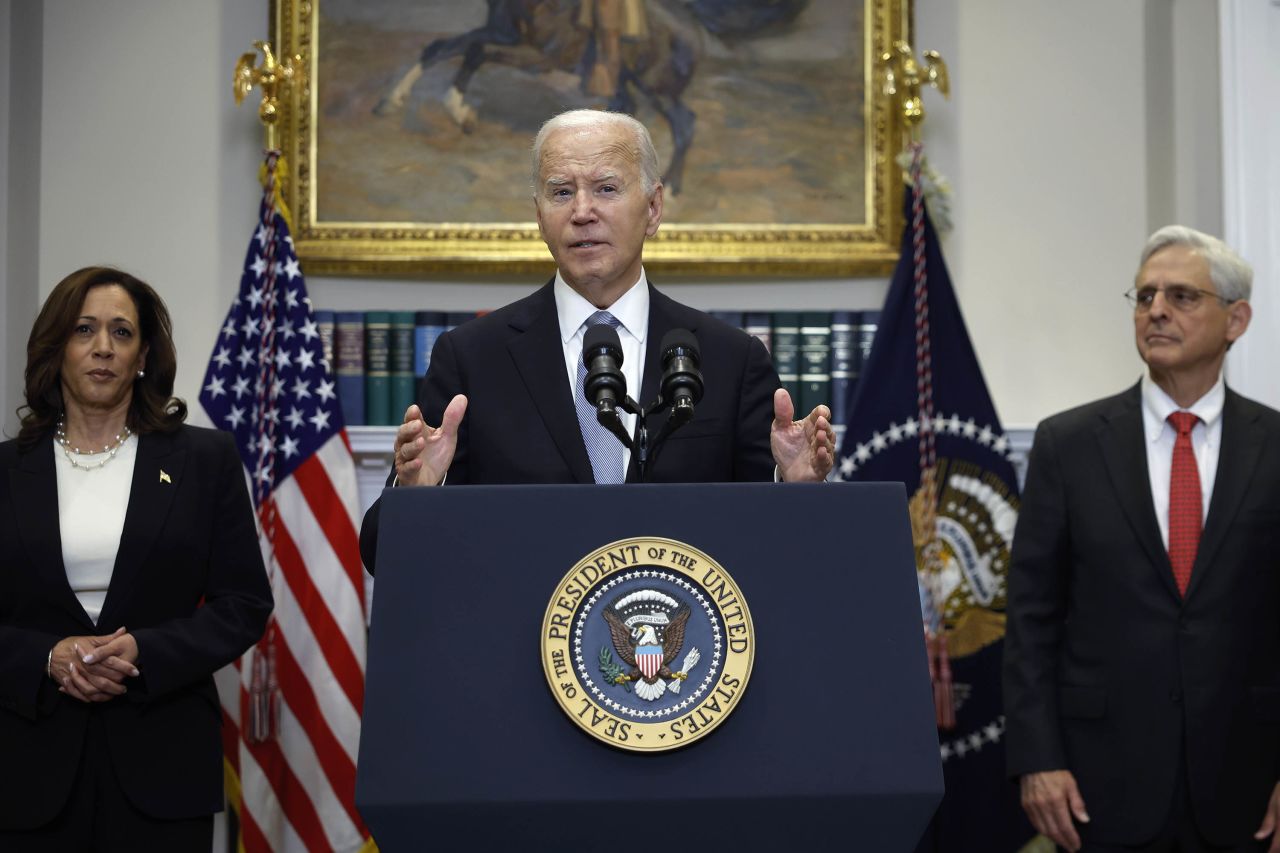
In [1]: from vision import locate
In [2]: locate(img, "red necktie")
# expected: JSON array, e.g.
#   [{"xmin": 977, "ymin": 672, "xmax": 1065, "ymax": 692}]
[{"xmin": 1166, "ymin": 411, "xmax": 1201, "ymax": 596}]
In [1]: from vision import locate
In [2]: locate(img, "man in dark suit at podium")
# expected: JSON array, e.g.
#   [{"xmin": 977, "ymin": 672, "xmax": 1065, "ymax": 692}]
[
  {"xmin": 1004, "ymin": 226, "xmax": 1280, "ymax": 852},
  {"xmin": 360, "ymin": 109, "xmax": 834, "ymax": 569}
]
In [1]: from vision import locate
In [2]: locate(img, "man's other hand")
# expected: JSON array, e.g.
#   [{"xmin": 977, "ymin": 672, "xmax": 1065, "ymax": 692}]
[
  {"xmin": 1253, "ymin": 780, "xmax": 1280, "ymax": 853},
  {"xmin": 770, "ymin": 388, "xmax": 834, "ymax": 482},
  {"xmin": 1021, "ymin": 770, "xmax": 1090, "ymax": 852},
  {"xmin": 393, "ymin": 396, "xmax": 467, "ymax": 487}
]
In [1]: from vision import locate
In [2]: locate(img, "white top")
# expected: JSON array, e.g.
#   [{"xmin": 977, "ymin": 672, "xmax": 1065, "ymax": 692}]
[
  {"xmin": 1140, "ymin": 372, "xmax": 1222, "ymax": 549},
  {"xmin": 554, "ymin": 270, "xmax": 650, "ymax": 474},
  {"xmin": 53, "ymin": 434, "xmax": 137, "ymax": 624}
]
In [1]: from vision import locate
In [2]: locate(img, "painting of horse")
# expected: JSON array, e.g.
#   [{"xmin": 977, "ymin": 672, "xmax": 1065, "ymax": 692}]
[{"xmin": 313, "ymin": 0, "xmax": 868, "ymax": 228}]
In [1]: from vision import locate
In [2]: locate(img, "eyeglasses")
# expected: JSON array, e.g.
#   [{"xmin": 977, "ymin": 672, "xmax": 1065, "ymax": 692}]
[{"xmin": 1124, "ymin": 285, "xmax": 1232, "ymax": 313}]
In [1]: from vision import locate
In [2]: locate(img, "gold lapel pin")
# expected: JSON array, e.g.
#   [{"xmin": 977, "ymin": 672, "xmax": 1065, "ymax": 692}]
[{"xmin": 159, "ymin": 470, "xmax": 171, "ymax": 484}]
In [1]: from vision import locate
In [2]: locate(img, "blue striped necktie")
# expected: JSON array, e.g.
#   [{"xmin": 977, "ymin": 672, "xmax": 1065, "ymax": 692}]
[{"xmin": 575, "ymin": 311, "xmax": 625, "ymax": 484}]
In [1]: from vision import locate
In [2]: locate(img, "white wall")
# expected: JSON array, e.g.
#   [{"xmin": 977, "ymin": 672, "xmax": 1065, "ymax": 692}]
[
  {"xmin": 1, "ymin": 0, "xmax": 43, "ymax": 439},
  {"xmin": 1, "ymin": 0, "xmax": 1250, "ymax": 442},
  {"xmin": 27, "ymin": 0, "xmax": 265, "ymax": 432},
  {"xmin": 0, "ymin": 0, "xmax": 11, "ymax": 437},
  {"xmin": 1222, "ymin": 0, "xmax": 1280, "ymax": 410},
  {"xmin": 914, "ymin": 0, "xmax": 1232, "ymax": 426},
  {"xmin": 923, "ymin": 0, "xmax": 1150, "ymax": 425}
]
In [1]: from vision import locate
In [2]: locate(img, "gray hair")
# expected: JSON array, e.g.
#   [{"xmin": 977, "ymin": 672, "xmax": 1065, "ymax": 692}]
[
  {"xmin": 530, "ymin": 109, "xmax": 661, "ymax": 197},
  {"xmin": 1138, "ymin": 225, "xmax": 1253, "ymax": 302}
]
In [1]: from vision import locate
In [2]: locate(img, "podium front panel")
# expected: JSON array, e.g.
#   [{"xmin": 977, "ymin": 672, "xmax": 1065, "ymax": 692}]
[{"xmin": 358, "ymin": 482, "xmax": 941, "ymax": 851}]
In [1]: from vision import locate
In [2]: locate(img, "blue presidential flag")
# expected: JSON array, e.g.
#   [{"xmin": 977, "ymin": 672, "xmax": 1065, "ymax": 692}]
[{"xmin": 837, "ymin": 185, "xmax": 1036, "ymax": 852}]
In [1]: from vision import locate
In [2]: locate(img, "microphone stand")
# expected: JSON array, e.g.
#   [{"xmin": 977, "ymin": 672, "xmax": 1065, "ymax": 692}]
[
  {"xmin": 590, "ymin": 329, "xmax": 702, "ymax": 483},
  {"xmin": 599, "ymin": 393, "xmax": 690, "ymax": 483}
]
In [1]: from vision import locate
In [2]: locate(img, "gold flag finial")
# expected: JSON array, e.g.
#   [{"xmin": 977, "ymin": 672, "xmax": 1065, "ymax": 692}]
[
  {"xmin": 233, "ymin": 41, "xmax": 305, "ymax": 150},
  {"xmin": 881, "ymin": 41, "xmax": 950, "ymax": 137}
]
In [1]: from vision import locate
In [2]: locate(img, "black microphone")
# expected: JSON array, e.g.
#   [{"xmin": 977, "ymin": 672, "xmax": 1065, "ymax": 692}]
[
  {"xmin": 582, "ymin": 323, "xmax": 626, "ymax": 422},
  {"xmin": 659, "ymin": 328, "xmax": 703, "ymax": 427}
]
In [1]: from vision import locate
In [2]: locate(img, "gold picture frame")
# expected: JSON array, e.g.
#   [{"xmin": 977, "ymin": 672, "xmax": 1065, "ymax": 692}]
[{"xmin": 274, "ymin": 0, "xmax": 908, "ymax": 277}]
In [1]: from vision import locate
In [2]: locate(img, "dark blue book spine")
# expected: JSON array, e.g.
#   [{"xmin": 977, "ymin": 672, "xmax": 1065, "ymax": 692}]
[
  {"xmin": 854, "ymin": 310, "xmax": 880, "ymax": 380},
  {"xmin": 414, "ymin": 311, "xmax": 447, "ymax": 380},
  {"xmin": 744, "ymin": 312, "xmax": 772, "ymax": 354},
  {"xmin": 314, "ymin": 310, "xmax": 336, "ymax": 378},
  {"xmin": 843, "ymin": 310, "xmax": 881, "ymax": 442},
  {"xmin": 335, "ymin": 311, "xmax": 365, "ymax": 427},
  {"xmin": 708, "ymin": 310, "xmax": 744, "ymax": 329},
  {"xmin": 445, "ymin": 311, "xmax": 475, "ymax": 331}
]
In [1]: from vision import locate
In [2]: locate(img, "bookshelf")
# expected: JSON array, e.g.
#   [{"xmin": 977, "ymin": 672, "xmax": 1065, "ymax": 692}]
[{"xmin": 332, "ymin": 309, "xmax": 1037, "ymax": 514}]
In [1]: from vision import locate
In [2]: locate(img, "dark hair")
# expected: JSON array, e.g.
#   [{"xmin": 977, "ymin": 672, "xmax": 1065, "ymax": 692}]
[{"xmin": 18, "ymin": 266, "xmax": 187, "ymax": 450}]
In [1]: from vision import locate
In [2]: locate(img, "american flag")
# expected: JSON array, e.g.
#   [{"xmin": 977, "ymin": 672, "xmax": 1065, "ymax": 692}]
[{"xmin": 200, "ymin": 153, "xmax": 371, "ymax": 852}]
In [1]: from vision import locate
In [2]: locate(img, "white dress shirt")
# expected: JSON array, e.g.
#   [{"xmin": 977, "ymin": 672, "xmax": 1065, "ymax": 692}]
[
  {"xmin": 54, "ymin": 434, "xmax": 137, "ymax": 624},
  {"xmin": 554, "ymin": 270, "xmax": 650, "ymax": 475},
  {"xmin": 1140, "ymin": 372, "xmax": 1222, "ymax": 549}
]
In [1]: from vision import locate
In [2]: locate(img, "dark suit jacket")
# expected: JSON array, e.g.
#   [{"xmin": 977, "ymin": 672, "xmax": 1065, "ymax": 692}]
[
  {"xmin": 1004, "ymin": 383, "xmax": 1280, "ymax": 846},
  {"xmin": 0, "ymin": 426, "xmax": 273, "ymax": 828},
  {"xmin": 359, "ymin": 281, "xmax": 780, "ymax": 570}
]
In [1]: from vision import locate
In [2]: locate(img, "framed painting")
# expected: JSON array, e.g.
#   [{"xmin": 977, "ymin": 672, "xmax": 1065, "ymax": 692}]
[{"xmin": 274, "ymin": 0, "xmax": 909, "ymax": 276}]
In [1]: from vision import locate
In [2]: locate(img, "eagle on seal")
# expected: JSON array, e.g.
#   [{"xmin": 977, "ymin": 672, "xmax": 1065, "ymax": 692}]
[{"xmin": 602, "ymin": 590, "xmax": 698, "ymax": 701}]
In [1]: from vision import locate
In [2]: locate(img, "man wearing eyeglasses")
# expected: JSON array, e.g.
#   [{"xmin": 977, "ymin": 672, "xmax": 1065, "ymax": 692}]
[{"xmin": 1004, "ymin": 225, "xmax": 1280, "ymax": 852}]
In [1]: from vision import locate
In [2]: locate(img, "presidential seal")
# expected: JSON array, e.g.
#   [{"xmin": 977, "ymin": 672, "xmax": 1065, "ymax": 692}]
[{"xmin": 541, "ymin": 537, "xmax": 754, "ymax": 752}]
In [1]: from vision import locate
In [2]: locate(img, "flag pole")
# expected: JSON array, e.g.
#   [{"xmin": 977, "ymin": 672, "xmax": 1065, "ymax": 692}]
[
  {"xmin": 231, "ymin": 39, "xmax": 306, "ymax": 745},
  {"xmin": 879, "ymin": 39, "xmax": 956, "ymax": 729},
  {"xmin": 216, "ymin": 39, "xmax": 376, "ymax": 852},
  {"xmin": 844, "ymin": 48, "xmax": 1036, "ymax": 849}
]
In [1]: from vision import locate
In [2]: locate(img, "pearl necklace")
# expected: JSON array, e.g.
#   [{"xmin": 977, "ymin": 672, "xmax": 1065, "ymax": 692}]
[{"xmin": 55, "ymin": 418, "xmax": 133, "ymax": 470}]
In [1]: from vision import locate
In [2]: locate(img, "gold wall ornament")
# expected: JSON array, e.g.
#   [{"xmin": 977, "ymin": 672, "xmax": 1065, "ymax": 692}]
[
  {"xmin": 233, "ymin": 40, "xmax": 306, "ymax": 150},
  {"xmin": 881, "ymin": 41, "xmax": 950, "ymax": 135}
]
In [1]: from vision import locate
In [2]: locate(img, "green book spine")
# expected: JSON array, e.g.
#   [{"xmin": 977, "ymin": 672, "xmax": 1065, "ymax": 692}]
[
  {"xmin": 798, "ymin": 311, "xmax": 832, "ymax": 417},
  {"xmin": 770, "ymin": 311, "xmax": 802, "ymax": 405},
  {"xmin": 364, "ymin": 311, "xmax": 392, "ymax": 427},
  {"xmin": 389, "ymin": 311, "xmax": 416, "ymax": 423}
]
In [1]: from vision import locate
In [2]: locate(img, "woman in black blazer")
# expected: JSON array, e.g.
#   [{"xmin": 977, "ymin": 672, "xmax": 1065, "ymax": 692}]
[{"xmin": 0, "ymin": 266, "xmax": 273, "ymax": 850}]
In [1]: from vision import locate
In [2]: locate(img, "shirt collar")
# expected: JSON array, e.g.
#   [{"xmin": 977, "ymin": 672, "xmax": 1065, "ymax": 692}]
[
  {"xmin": 1140, "ymin": 371, "xmax": 1225, "ymax": 443},
  {"xmin": 553, "ymin": 269, "xmax": 649, "ymax": 344}
]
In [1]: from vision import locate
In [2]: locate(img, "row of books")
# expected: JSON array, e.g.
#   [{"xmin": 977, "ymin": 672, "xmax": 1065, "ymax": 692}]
[
  {"xmin": 708, "ymin": 311, "xmax": 879, "ymax": 449},
  {"xmin": 315, "ymin": 310, "xmax": 880, "ymax": 433},
  {"xmin": 314, "ymin": 311, "xmax": 481, "ymax": 429}
]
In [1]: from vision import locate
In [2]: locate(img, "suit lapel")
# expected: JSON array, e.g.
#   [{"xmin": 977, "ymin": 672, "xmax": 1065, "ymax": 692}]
[
  {"xmin": 1186, "ymin": 389, "xmax": 1263, "ymax": 599},
  {"xmin": 637, "ymin": 284, "xmax": 674, "ymax": 413},
  {"xmin": 9, "ymin": 439, "xmax": 92, "ymax": 627},
  {"xmin": 1096, "ymin": 385, "xmax": 1180, "ymax": 598},
  {"xmin": 507, "ymin": 283, "xmax": 595, "ymax": 483},
  {"xmin": 98, "ymin": 430, "xmax": 185, "ymax": 626}
]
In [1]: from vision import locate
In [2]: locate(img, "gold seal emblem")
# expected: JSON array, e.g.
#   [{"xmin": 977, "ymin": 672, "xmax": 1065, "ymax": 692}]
[{"xmin": 541, "ymin": 537, "xmax": 754, "ymax": 752}]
